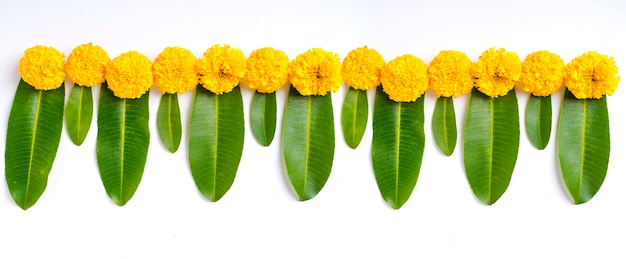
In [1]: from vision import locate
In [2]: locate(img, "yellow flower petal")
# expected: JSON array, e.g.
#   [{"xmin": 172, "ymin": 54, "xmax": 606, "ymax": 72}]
[
  {"xmin": 380, "ymin": 54, "xmax": 428, "ymax": 102},
  {"xmin": 289, "ymin": 48, "xmax": 342, "ymax": 96},
  {"xmin": 197, "ymin": 44, "xmax": 246, "ymax": 94},
  {"xmin": 520, "ymin": 51, "xmax": 564, "ymax": 97},
  {"xmin": 473, "ymin": 47, "xmax": 521, "ymax": 98},
  {"xmin": 245, "ymin": 47, "xmax": 289, "ymax": 93},
  {"xmin": 65, "ymin": 43, "xmax": 110, "ymax": 87},
  {"xmin": 18, "ymin": 45, "xmax": 65, "ymax": 90},
  {"xmin": 105, "ymin": 51, "xmax": 153, "ymax": 99},
  {"xmin": 342, "ymin": 46, "xmax": 385, "ymax": 90},
  {"xmin": 427, "ymin": 50, "xmax": 473, "ymax": 97},
  {"xmin": 564, "ymin": 51, "xmax": 620, "ymax": 99},
  {"xmin": 153, "ymin": 47, "xmax": 198, "ymax": 94}
]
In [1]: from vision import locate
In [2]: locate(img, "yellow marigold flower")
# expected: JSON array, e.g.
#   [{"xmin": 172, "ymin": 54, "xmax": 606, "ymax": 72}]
[
  {"xmin": 427, "ymin": 50, "xmax": 473, "ymax": 97},
  {"xmin": 289, "ymin": 48, "xmax": 342, "ymax": 96},
  {"xmin": 564, "ymin": 51, "xmax": 620, "ymax": 99},
  {"xmin": 473, "ymin": 47, "xmax": 521, "ymax": 98},
  {"xmin": 65, "ymin": 43, "xmax": 110, "ymax": 87},
  {"xmin": 520, "ymin": 51, "xmax": 564, "ymax": 97},
  {"xmin": 153, "ymin": 47, "xmax": 198, "ymax": 94},
  {"xmin": 380, "ymin": 54, "xmax": 428, "ymax": 102},
  {"xmin": 245, "ymin": 47, "xmax": 289, "ymax": 93},
  {"xmin": 197, "ymin": 44, "xmax": 246, "ymax": 94},
  {"xmin": 105, "ymin": 51, "xmax": 153, "ymax": 99},
  {"xmin": 342, "ymin": 46, "xmax": 385, "ymax": 90},
  {"xmin": 18, "ymin": 45, "xmax": 65, "ymax": 90}
]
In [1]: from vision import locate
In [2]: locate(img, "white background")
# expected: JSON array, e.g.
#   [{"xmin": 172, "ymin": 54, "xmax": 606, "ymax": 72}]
[{"xmin": 1, "ymin": 0, "xmax": 625, "ymax": 258}]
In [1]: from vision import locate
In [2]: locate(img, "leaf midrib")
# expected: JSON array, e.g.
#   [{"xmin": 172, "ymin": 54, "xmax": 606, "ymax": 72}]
[
  {"xmin": 394, "ymin": 102, "xmax": 401, "ymax": 205},
  {"xmin": 578, "ymin": 99, "xmax": 587, "ymax": 201},
  {"xmin": 488, "ymin": 97, "xmax": 494, "ymax": 203},
  {"xmin": 24, "ymin": 90, "xmax": 43, "ymax": 207},
  {"xmin": 351, "ymin": 90, "xmax": 360, "ymax": 146},
  {"xmin": 119, "ymin": 99, "xmax": 126, "ymax": 202},
  {"xmin": 213, "ymin": 95, "xmax": 219, "ymax": 199},
  {"xmin": 442, "ymin": 98, "xmax": 450, "ymax": 153},
  {"xmin": 302, "ymin": 96, "xmax": 312, "ymax": 197}
]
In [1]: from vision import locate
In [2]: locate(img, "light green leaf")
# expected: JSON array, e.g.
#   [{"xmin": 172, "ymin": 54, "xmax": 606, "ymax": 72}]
[
  {"xmin": 463, "ymin": 88, "xmax": 519, "ymax": 205},
  {"xmin": 282, "ymin": 87, "xmax": 335, "ymax": 201},
  {"xmin": 558, "ymin": 89, "xmax": 610, "ymax": 204},
  {"xmin": 250, "ymin": 91, "xmax": 277, "ymax": 147},
  {"xmin": 96, "ymin": 86, "xmax": 150, "ymax": 206},
  {"xmin": 372, "ymin": 87, "xmax": 425, "ymax": 209},
  {"xmin": 526, "ymin": 95, "xmax": 552, "ymax": 150},
  {"xmin": 65, "ymin": 83, "xmax": 93, "ymax": 146},
  {"xmin": 341, "ymin": 87, "xmax": 368, "ymax": 149},
  {"xmin": 432, "ymin": 96, "xmax": 457, "ymax": 156},
  {"xmin": 5, "ymin": 79, "xmax": 65, "ymax": 210},
  {"xmin": 157, "ymin": 93, "xmax": 182, "ymax": 153},
  {"xmin": 189, "ymin": 86, "xmax": 244, "ymax": 202}
]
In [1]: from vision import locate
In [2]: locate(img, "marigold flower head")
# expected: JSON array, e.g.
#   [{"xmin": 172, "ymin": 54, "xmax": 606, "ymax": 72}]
[
  {"xmin": 520, "ymin": 51, "xmax": 564, "ymax": 97},
  {"xmin": 65, "ymin": 43, "xmax": 110, "ymax": 87},
  {"xmin": 18, "ymin": 45, "xmax": 65, "ymax": 90},
  {"xmin": 342, "ymin": 46, "xmax": 385, "ymax": 90},
  {"xmin": 245, "ymin": 47, "xmax": 289, "ymax": 93},
  {"xmin": 427, "ymin": 50, "xmax": 473, "ymax": 97},
  {"xmin": 105, "ymin": 51, "xmax": 153, "ymax": 99},
  {"xmin": 153, "ymin": 47, "xmax": 198, "ymax": 94},
  {"xmin": 564, "ymin": 51, "xmax": 620, "ymax": 99},
  {"xmin": 197, "ymin": 44, "xmax": 246, "ymax": 94},
  {"xmin": 380, "ymin": 54, "xmax": 428, "ymax": 102},
  {"xmin": 289, "ymin": 48, "xmax": 342, "ymax": 96},
  {"xmin": 473, "ymin": 47, "xmax": 521, "ymax": 98}
]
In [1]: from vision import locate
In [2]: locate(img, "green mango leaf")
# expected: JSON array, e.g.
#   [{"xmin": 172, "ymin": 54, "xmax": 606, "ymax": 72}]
[
  {"xmin": 371, "ymin": 87, "xmax": 425, "ymax": 209},
  {"xmin": 250, "ymin": 91, "xmax": 277, "ymax": 147},
  {"xmin": 341, "ymin": 87, "xmax": 368, "ymax": 149},
  {"xmin": 526, "ymin": 95, "xmax": 552, "ymax": 150},
  {"xmin": 557, "ymin": 89, "xmax": 610, "ymax": 204},
  {"xmin": 96, "ymin": 86, "xmax": 150, "ymax": 206},
  {"xmin": 432, "ymin": 96, "xmax": 457, "ymax": 156},
  {"xmin": 157, "ymin": 93, "xmax": 182, "ymax": 153},
  {"xmin": 65, "ymin": 83, "xmax": 93, "ymax": 146},
  {"xmin": 282, "ymin": 87, "xmax": 335, "ymax": 201},
  {"xmin": 189, "ymin": 86, "xmax": 244, "ymax": 202},
  {"xmin": 463, "ymin": 88, "xmax": 519, "ymax": 205},
  {"xmin": 5, "ymin": 79, "xmax": 65, "ymax": 210}
]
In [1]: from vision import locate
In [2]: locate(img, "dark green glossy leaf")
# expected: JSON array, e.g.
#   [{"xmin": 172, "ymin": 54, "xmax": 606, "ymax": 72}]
[
  {"xmin": 65, "ymin": 83, "xmax": 93, "ymax": 146},
  {"xmin": 157, "ymin": 93, "xmax": 182, "ymax": 153},
  {"xmin": 463, "ymin": 88, "xmax": 519, "ymax": 205},
  {"xmin": 432, "ymin": 96, "xmax": 457, "ymax": 156},
  {"xmin": 96, "ymin": 86, "xmax": 150, "ymax": 206},
  {"xmin": 341, "ymin": 87, "xmax": 368, "ymax": 149},
  {"xmin": 372, "ymin": 87, "xmax": 425, "ymax": 209},
  {"xmin": 250, "ymin": 91, "xmax": 277, "ymax": 147},
  {"xmin": 526, "ymin": 95, "xmax": 552, "ymax": 150},
  {"xmin": 558, "ymin": 89, "xmax": 610, "ymax": 204},
  {"xmin": 189, "ymin": 86, "xmax": 244, "ymax": 202},
  {"xmin": 5, "ymin": 79, "xmax": 65, "ymax": 210},
  {"xmin": 282, "ymin": 87, "xmax": 335, "ymax": 201}
]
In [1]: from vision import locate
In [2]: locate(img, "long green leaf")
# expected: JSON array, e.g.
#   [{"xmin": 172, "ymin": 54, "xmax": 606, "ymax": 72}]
[
  {"xmin": 65, "ymin": 83, "xmax": 93, "ymax": 146},
  {"xmin": 432, "ymin": 96, "xmax": 457, "ymax": 156},
  {"xmin": 558, "ymin": 89, "xmax": 610, "ymax": 204},
  {"xmin": 463, "ymin": 88, "xmax": 519, "ymax": 205},
  {"xmin": 371, "ymin": 87, "xmax": 425, "ymax": 209},
  {"xmin": 189, "ymin": 86, "xmax": 244, "ymax": 202},
  {"xmin": 250, "ymin": 91, "xmax": 277, "ymax": 147},
  {"xmin": 341, "ymin": 87, "xmax": 368, "ymax": 149},
  {"xmin": 5, "ymin": 79, "xmax": 64, "ymax": 210},
  {"xmin": 157, "ymin": 93, "xmax": 182, "ymax": 153},
  {"xmin": 282, "ymin": 87, "xmax": 335, "ymax": 201},
  {"xmin": 96, "ymin": 86, "xmax": 150, "ymax": 206},
  {"xmin": 526, "ymin": 95, "xmax": 552, "ymax": 150}
]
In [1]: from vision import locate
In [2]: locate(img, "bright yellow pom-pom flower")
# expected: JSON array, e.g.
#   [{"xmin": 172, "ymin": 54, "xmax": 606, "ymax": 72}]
[
  {"xmin": 197, "ymin": 44, "xmax": 246, "ymax": 95},
  {"xmin": 153, "ymin": 47, "xmax": 198, "ymax": 94},
  {"xmin": 473, "ymin": 47, "xmax": 521, "ymax": 98},
  {"xmin": 427, "ymin": 50, "xmax": 473, "ymax": 97},
  {"xmin": 65, "ymin": 43, "xmax": 110, "ymax": 87},
  {"xmin": 520, "ymin": 51, "xmax": 564, "ymax": 97},
  {"xmin": 18, "ymin": 45, "xmax": 65, "ymax": 90},
  {"xmin": 289, "ymin": 48, "xmax": 342, "ymax": 96},
  {"xmin": 564, "ymin": 51, "xmax": 620, "ymax": 99},
  {"xmin": 105, "ymin": 51, "xmax": 153, "ymax": 99},
  {"xmin": 245, "ymin": 47, "xmax": 289, "ymax": 93},
  {"xmin": 380, "ymin": 54, "xmax": 428, "ymax": 102},
  {"xmin": 342, "ymin": 46, "xmax": 385, "ymax": 90}
]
